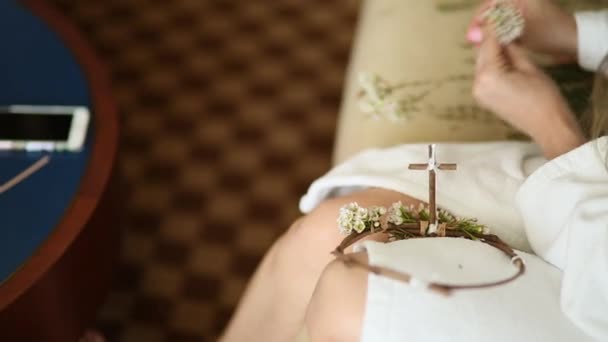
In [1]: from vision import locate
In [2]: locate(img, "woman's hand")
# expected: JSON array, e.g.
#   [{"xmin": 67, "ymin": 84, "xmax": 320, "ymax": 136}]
[
  {"xmin": 473, "ymin": 29, "xmax": 587, "ymax": 159},
  {"xmin": 468, "ymin": 0, "xmax": 578, "ymax": 63}
]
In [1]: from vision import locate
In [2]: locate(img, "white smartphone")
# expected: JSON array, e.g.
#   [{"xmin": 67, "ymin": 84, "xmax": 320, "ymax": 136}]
[{"xmin": 0, "ymin": 105, "xmax": 90, "ymax": 152}]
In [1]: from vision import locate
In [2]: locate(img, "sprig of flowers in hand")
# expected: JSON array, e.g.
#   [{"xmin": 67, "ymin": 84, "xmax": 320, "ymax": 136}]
[{"xmin": 482, "ymin": 0, "xmax": 525, "ymax": 45}]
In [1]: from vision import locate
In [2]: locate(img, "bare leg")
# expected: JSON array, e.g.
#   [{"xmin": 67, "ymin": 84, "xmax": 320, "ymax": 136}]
[
  {"xmin": 220, "ymin": 189, "xmax": 421, "ymax": 342},
  {"xmin": 305, "ymin": 252, "xmax": 369, "ymax": 342}
]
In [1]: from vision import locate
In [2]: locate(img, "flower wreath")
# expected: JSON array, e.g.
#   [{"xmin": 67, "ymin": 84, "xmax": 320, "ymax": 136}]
[{"xmin": 332, "ymin": 202, "xmax": 526, "ymax": 296}]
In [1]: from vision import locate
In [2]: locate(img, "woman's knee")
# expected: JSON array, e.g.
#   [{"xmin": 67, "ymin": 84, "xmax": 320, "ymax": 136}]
[
  {"xmin": 286, "ymin": 197, "xmax": 348, "ymax": 247},
  {"xmin": 273, "ymin": 188, "xmax": 418, "ymax": 273},
  {"xmin": 282, "ymin": 189, "xmax": 419, "ymax": 251},
  {"xmin": 267, "ymin": 199, "xmax": 346, "ymax": 279},
  {"xmin": 305, "ymin": 253, "xmax": 369, "ymax": 342}
]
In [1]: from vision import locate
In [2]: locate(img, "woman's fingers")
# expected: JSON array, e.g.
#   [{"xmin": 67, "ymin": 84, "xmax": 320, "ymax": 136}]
[
  {"xmin": 467, "ymin": 0, "xmax": 493, "ymax": 44},
  {"xmin": 472, "ymin": 0, "xmax": 494, "ymax": 25},
  {"xmin": 475, "ymin": 28, "xmax": 504, "ymax": 74},
  {"xmin": 473, "ymin": 28, "xmax": 504, "ymax": 108},
  {"xmin": 467, "ymin": 26, "xmax": 484, "ymax": 44},
  {"xmin": 504, "ymin": 44, "xmax": 537, "ymax": 72},
  {"xmin": 476, "ymin": 28, "xmax": 536, "ymax": 75}
]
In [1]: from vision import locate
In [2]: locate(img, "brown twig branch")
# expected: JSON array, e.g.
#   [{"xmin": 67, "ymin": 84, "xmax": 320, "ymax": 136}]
[{"xmin": 333, "ymin": 220, "xmax": 526, "ymax": 296}]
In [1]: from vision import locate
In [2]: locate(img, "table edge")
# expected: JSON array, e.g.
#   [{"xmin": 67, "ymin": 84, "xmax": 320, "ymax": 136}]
[{"xmin": 0, "ymin": 0, "xmax": 120, "ymax": 309}]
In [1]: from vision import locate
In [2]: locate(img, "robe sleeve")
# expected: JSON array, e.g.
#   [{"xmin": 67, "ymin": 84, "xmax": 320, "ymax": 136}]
[
  {"xmin": 575, "ymin": 10, "xmax": 608, "ymax": 71},
  {"xmin": 516, "ymin": 137, "xmax": 608, "ymax": 341}
]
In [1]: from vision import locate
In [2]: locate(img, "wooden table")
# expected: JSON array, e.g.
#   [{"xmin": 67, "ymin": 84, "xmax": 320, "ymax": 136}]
[{"xmin": 0, "ymin": 1, "xmax": 119, "ymax": 340}]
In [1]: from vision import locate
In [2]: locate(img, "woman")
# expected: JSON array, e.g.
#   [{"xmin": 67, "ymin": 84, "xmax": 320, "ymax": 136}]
[{"xmin": 220, "ymin": 1, "xmax": 608, "ymax": 341}]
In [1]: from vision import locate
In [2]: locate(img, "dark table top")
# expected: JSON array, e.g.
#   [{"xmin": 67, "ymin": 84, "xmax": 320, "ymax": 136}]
[{"xmin": 0, "ymin": 1, "xmax": 92, "ymax": 285}]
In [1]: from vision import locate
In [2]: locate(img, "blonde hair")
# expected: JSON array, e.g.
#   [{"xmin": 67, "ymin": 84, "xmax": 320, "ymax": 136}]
[{"xmin": 582, "ymin": 55, "xmax": 608, "ymax": 140}]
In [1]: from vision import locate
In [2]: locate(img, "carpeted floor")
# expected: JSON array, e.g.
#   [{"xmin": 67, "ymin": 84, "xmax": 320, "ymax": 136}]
[{"xmin": 49, "ymin": 0, "xmax": 359, "ymax": 341}]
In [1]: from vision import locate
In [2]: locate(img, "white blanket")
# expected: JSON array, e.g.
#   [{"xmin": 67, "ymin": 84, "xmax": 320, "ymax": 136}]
[{"xmin": 300, "ymin": 138, "xmax": 608, "ymax": 341}]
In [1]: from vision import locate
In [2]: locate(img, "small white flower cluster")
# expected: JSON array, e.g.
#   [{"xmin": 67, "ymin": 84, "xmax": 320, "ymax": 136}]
[
  {"xmin": 482, "ymin": 0, "xmax": 525, "ymax": 45},
  {"xmin": 368, "ymin": 206, "xmax": 387, "ymax": 231},
  {"xmin": 438, "ymin": 207, "xmax": 456, "ymax": 222},
  {"xmin": 337, "ymin": 203, "xmax": 387, "ymax": 235},
  {"xmin": 337, "ymin": 202, "xmax": 369, "ymax": 235},
  {"xmin": 387, "ymin": 201, "xmax": 414, "ymax": 225},
  {"xmin": 338, "ymin": 202, "xmax": 490, "ymax": 236},
  {"xmin": 358, "ymin": 72, "xmax": 407, "ymax": 121},
  {"xmin": 338, "ymin": 202, "xmax": 427, "ymax": 235}
]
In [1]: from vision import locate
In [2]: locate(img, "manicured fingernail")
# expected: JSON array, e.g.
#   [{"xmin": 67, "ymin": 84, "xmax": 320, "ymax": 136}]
[{"xmin": 467, "ymin": 27, "xmax": 483, "ymax": 43}]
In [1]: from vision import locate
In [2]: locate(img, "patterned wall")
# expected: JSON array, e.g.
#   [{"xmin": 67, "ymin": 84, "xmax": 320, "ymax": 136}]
[{"xmin": 49, "ymin": 0, "xmax": 359, "ymax": 341}]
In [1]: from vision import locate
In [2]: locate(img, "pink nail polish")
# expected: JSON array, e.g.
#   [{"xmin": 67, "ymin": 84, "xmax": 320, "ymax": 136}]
[{"xmin": 467, "ymin": 27, "xmax": 483, "ymax": 43}]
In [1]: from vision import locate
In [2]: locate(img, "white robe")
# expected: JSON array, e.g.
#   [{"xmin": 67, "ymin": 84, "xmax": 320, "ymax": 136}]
[
  {"xmin": 576, "ymin": 10, "xmax": 608, "ymax": 71},
  {"xmin": 300, "ymin": 9, "xmax": 608, "ymax": 341},
  {"xmin": 300, "ymin": 139, "xmax": 608, "ymax": 341}
]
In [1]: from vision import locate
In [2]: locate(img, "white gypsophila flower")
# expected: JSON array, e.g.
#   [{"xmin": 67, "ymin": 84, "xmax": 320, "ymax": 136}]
[
  {"xmin": 358, "ymin": 72, "xmax": 389, "ymax": 102},
  {"xmin": 387, "ymin": 201, "xmax": 409, "ymax": 225},
  {"xmin": 368, "ymin": 206, "xmax": 387, "ymax": 231},
  {"xmin": 337, "ymin": 204, "xmax": 354, "ymax": 235},
  {"xmin": 354, "ymin": 206, "xmax": 369, "ymax": 233},
  {"xmin": 418, "ymin": 203, "xmax": 431, "ymax": 216},
  {"xmin": 384, "ymin": 101, "xmax": 407, "ymax": 121},
  {"xmin": 359, "ymin": 97, "xmax": 408, "ymax": 121},
  {"xmin": 438, "ymin": 208, "xmax": 456, "ymax": 223},
  {"xmin": 337, "ymin": 202, "xmax": 370, "ymax": 235},
  {"xmin": 357, "ymin": 72, "xmax": 408, "ymax": 121}
]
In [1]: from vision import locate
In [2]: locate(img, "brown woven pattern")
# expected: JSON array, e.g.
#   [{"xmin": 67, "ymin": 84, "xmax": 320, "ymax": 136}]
[{"xmin": 48, "ymin": 0, "xmax": 358, "ymax": 341}]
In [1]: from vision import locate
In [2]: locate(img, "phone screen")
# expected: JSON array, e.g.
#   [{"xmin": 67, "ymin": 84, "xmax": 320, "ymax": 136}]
[{"xmin": 0, "ymin": 113, "xmax": 73, "ymax": 141}]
